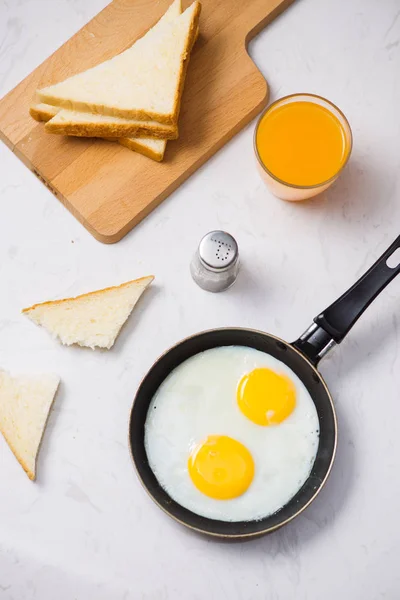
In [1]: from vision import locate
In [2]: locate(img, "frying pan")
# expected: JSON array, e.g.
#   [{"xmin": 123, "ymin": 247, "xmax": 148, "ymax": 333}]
[{"xmin": 129, "ymin": 235, "xmax": 400, "ymax": 538}]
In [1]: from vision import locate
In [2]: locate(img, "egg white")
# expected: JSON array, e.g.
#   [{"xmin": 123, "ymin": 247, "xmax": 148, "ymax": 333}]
[{"xmin": 144, "ymin": 346, "xmax": 320, "ymax": 522}]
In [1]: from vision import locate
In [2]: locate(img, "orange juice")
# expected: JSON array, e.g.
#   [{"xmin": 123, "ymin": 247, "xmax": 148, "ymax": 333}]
[{"xmin": 254, "ymin": 94, "xmax": 352, "ymax": 201}]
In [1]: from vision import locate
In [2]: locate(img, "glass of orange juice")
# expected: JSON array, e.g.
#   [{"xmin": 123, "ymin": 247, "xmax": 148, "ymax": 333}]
[{"xmin": 254, "ymin": 93, "xmax": 352, "ymax": 201}]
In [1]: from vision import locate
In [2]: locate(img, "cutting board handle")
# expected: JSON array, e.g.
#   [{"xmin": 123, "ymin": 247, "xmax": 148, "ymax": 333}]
[{"xmin": 241, "ymin": 0, "xmax": 295, "ymax": 43}]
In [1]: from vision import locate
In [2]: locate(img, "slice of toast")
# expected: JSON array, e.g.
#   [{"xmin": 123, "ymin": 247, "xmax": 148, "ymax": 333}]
[
  {"xmin": 37, "ymin": 1, "xmax": 201, "ymax": 124},
  {"xmin": 0, "ymin": 371, "xmax": 60, "ymax": 480},
  {"xmin": 22, "ymin": 276, "xmax": 154, "ymax": 350},
  {"xmin": 30, "ymin": 102, "xmax": 59, "ymax": 122},
  {"xmin": 44, "ymin": 108, "xmax": 178, "ymax": 139},
  {"xmin": 118, "ymin": 136, "xmax": 166, "ymax": 162},
  {"xmin": 31, "ymin": 103, "xmax": 167, "ymax": 161}
]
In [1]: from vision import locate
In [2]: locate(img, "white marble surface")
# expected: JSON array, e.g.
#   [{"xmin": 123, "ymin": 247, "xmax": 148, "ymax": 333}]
[{"xmin": 1, "ymin": 0, "xmax": 400, "ymax": 598}]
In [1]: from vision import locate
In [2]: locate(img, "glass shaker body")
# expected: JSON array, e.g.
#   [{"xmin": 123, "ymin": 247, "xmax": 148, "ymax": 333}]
[{"xmin": 190, "ymin": 231, "xmax": 239, "ymax": 293}]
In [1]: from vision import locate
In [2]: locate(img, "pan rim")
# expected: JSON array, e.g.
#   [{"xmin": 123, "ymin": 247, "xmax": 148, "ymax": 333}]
[{"xmin": 128, "ymin": 326, "xmax": 338, "ymax": 538}]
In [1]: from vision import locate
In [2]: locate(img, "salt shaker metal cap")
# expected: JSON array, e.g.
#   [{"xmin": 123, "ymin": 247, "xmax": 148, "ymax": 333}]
[{"xmin": 190, "ymin": 231, "xmax": 239, "ymax": 292}]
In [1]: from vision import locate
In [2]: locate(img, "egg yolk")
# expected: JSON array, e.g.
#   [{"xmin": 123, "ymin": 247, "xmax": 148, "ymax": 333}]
[
  {"xmin": 188, "ymin": 435, "xmax": 255, "ymax": 500},
  {"xmin": 237, "ymin": 368, "xmax": 296, "ymax": 426}
]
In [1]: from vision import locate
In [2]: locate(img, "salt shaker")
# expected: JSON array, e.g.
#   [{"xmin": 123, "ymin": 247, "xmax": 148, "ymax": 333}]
[{"xmin": 190, "ymin": 231, "xmax": 239, "ymax": 292}]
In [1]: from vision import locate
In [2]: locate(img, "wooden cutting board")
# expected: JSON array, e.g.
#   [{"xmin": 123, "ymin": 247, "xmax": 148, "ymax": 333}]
[{"xmin": 0, "ymin": 0, "xmax": 294, "ymax": 243}]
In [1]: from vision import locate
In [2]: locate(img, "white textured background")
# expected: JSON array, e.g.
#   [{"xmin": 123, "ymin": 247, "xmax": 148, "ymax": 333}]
[{"xmin": 0, "ymin": 0, "xmax": 400, "ymax": 598}]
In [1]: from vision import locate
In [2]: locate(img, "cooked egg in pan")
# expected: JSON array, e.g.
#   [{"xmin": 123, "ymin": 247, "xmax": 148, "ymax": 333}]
[{"xmin": 144, "ymin": 346, "xmax": 319, "ymax": 522}]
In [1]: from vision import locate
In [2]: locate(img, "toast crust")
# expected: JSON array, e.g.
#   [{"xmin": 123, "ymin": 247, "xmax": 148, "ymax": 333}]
[
  {"xmin": 1, "ymin": 428, "xmax": 37, "ymax": 480},
  {"xmin": 119, "ymin": 138, "xmax": 165, "ymax": 161},
  {"xmin": 30, "ymin": 105, "xmax": 57, "ymax": 122},
  {"xmin": 30, "ymin": 105, "xmax": 166, "ymax": 161},
  {"xmin": 34, "ymin": 102, "xmax": 178, "ymax": 139},
  {"xmin": 37, "ymin": 2, "xmax": 201, "ymax": 124},
  {"xmin": 22, "ymin": 276, "xmax": 154, "ymax": 314},
  {"xmin": 44, "ymin": 119, "xmax": 178, "ymax": 139},
  {"xmin": 169, "ymin": 2, "xmax": 201, "ymax": 127}
]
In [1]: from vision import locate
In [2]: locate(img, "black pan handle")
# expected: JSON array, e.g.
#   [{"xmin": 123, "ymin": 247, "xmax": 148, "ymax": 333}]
[{"xmin": 293, "ymin": 235, "xmax": 400, "ymax": 365}]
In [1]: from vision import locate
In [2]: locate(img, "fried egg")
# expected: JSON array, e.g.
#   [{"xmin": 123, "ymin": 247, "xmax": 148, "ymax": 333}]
[{"xmin": 144, "ymin": 346, "xmax": 319, "ymax": 522}]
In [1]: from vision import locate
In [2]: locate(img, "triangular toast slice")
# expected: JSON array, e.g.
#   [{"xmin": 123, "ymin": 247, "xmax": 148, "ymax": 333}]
[
  {"xmin": 22, "ymin": 276, "xmax": 154, "ymax": 350},
  {"xmin": 43, "ymin": 107, "xmax": 178, "ymax": 139},
  {"xmin": 0, "ymin": 371, "xmax": 60, "ymax": 480},
  {"xmin": 30, "ymin": 102, "xmax": 167, "ymax": 161},
  {"xmin": 37, "ymin": 1, "xmax": 201, "ymax": 124},
  {"xmin": 118, "ymin": 136, "xmax": 166, "ymax": 161}
]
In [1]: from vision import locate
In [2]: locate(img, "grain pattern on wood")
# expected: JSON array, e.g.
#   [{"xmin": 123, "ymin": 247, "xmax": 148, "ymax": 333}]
[{"xmin": 0, "ymin": 0, "xmax": 294, "ymax": 243}]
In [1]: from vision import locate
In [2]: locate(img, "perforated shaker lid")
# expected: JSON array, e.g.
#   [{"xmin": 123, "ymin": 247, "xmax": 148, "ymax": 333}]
[{"xmin": 198, "ymin": 231, "xmax": 238, "ymax": 271}]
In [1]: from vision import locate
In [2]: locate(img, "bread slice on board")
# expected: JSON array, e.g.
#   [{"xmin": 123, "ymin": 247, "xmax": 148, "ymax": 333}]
[
  {"xmin": 30, "ymin": 102, "xmax": 59, "ymax": 122},
  {"xmin": 22, "ymin": 276, "xmax": 154, "ymax": 350},
  {"xmin": 30, "ymin": 103, "xmax": 167, "ymax": 161},
  {"xmin": 31, "ymin": 0, "xmax": 182, "ymax": 140},
  {"xmin": 44, "ymin": 108, "xmax": 178, "ymax": 139},
  {"xmin": 37, "ymin": 0, "xmax": 201, "ymax": 124},
  {"xmin": 118, "ymin": 136, "xmax": 166, "ymax": 162},
  {"xmin": 0, "ymin": 371, "xmax": 60, "ymax": 480}
]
